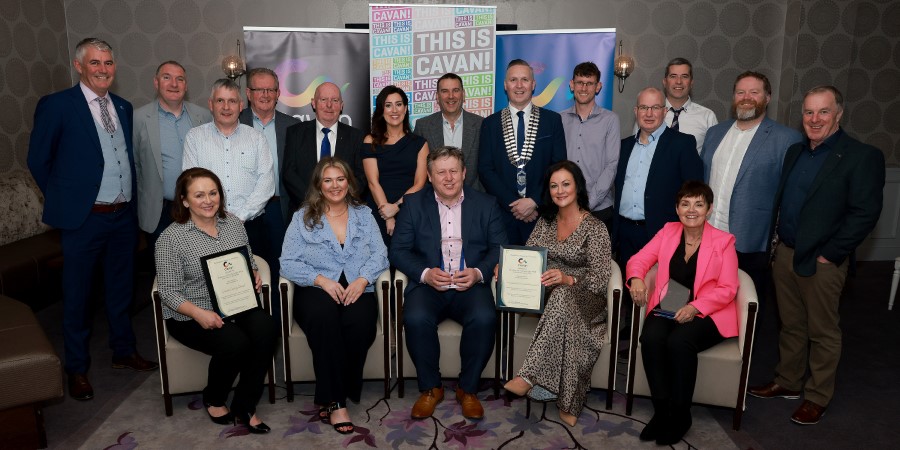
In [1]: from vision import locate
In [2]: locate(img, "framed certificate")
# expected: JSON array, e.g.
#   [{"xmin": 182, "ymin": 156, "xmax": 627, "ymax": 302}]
[
  {"xmin": 200, "ymin": 247, "xmax": 260, "ymax": 318},
  {"xmin": 496, "ymin": 245, "xmax": 548, "ymax": 313}
]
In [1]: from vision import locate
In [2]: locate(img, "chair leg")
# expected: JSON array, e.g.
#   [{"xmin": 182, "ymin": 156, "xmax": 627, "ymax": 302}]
[
  {"xmin": 382, "ymin": 279, "xmax": 391, "ymax": 399},
  {"xmin": 525, "ymin": 397, "xmax": 531, "ymax": 418},
  {"xmin": 164, "ymin": 393, "xmax": 173, "ymax": 417},
  {"xmin": 286, "ymin": 381, "xmax": 295, "ymax": 402},
  {"xmin": 733, "ymin": 406, "xmax": 743, "ymax": 431},
  {"xmin": 889, "ymin": 258, "xmax": 899, "ymax": 310},
  {"xmin": 396, "ymin": 279, "xmax": 405, "ymax": 399}
]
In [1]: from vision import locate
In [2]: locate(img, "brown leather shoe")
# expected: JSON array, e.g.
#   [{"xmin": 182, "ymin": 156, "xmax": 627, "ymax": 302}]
[
  {"xmin": 747, "ymin": 381, "xmax": 801, "ymax": 399},
  {"xmin": 791, "ymin": 400, "xmax": 826, "ymax": 425},
  {"xmin": 112, "ymin": 352, "xmax": 159, "ymax": 372},
  {"xmin": 455, "ymin": 387, "xmax": 484, "ymax": 420},
  {"xmin": 411, "ymin": 387, "xmax": 444, "ymax": 419},
  {"xmin": 68, "ymin": 373, "xmax": 94, "ymax": 401}
]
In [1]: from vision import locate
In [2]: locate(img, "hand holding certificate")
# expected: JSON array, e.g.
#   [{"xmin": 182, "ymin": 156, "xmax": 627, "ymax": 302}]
[
  {"xmin": 496, "ymin": 245, "xmax": 548, "ymax": 313},
  {"xmin": 200, "ymin": 247, "xmax": 261, "ymax": 318}
]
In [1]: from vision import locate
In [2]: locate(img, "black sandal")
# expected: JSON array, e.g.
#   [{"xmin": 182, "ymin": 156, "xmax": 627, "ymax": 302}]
[{"xmin": 326, "ymin": 402, "xmax": 354, "ymax": 435}]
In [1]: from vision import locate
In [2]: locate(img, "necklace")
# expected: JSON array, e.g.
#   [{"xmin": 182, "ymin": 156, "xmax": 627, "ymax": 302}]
[
  {"xmin": 326, "ymin": 208, "xmax": 348, "ymax": 218},
  {"xmin": 685, "ymin": 236, "xmax": 702, "ymax": 247}
]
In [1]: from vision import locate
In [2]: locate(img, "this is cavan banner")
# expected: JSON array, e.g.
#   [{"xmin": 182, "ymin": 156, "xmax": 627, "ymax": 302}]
[
  {"xmin": 495, "ymin": 29, "xmax": 617, "ymax": 112},
  {"xmin": 368, "ymin": 4, "xmax": 497, "ymax": 126},
  {"xmin": 243, "ymin": 27, "xmax": 371, "ymax": 133}
]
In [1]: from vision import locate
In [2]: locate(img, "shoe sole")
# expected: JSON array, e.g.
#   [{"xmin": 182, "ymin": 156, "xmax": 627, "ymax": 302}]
[
  {"xmin": 791, "ymin": 412, "xmax": 824, "ymax": 425},
  {"xmin": 111, "ymin": 363, "xmax": 159, "ymax": 372},
  {"xmin": 747, "ymin": 392, "xmax": 801, "ymax": 399},
  {"xmin": 71, "ymin": 393, "xmax": 94, "ymax": 401}
]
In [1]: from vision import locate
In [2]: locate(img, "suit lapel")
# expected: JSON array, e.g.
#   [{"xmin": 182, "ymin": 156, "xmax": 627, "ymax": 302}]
[
  {"xmin": 146, "ymin": 104, "xmax": 163, "ymax": 180},
  {"xmin": 70, "ymin": 87, "xmax": 102, "ymax": 153},
  {"xmin": 694, "ymin": 222, "xmax": 715, "ymax": 293},
  {"xmin": 425, "ymin": 190, "xmax": 442, "ymax": 267},
  {"xmin": 734, "ymin": 119, "xmax": 771, "ymax": 187}
]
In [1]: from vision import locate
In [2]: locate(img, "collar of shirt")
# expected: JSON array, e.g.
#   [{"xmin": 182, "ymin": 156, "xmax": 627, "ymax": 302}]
[
  {"xmin": 157, "ymin": 100, "xmax": 187, "ymax": 119},
  {"xmin": 214, "ymin": 122, "xmax": 240, "ymax": 138},
  {"xmin": 634, "ymin": 123, "xmax": 666, "ymax": 144},
  {"xmin": 508, "ymin": 102, "xmax": 534, "ymax": 118},
  {"xmin": 434, "ymin": 190, "xmax": 465, "ymax": 209},
  {"xmin": 442, "ymin": 111, "xmax": 464, "ymax": 129},
  {"xmin": 186, "ymin": 215, "xmax": 227, "ymax": 233},
  {"xmin": 665, "ymin": 97, "xmax": 694, "ymax": 112},
  {"xmin": 805, "ymin": 127, "xmax": 843, "ymax": 154},
  {"xmin": 562, "ymin": 102, "xmax": 604, "ymax": 121},
  {"xmin": 79, "ymin": 82, "xmax": 107, "ymax": 105},
  {"xmin": 253, "ymin": 110, "xmax": 275, "ymax": 128}
]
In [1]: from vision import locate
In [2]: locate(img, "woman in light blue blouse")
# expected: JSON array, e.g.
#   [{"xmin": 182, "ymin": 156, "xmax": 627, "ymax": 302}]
[{"xmin": 280, "ymin": 157, "xmax": 389, "ymax": 435}]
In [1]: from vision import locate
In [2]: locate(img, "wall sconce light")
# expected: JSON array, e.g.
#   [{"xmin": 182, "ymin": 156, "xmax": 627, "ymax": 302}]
[
  {"xmin": 221, "ymin": 39, "xmax": 245, "ymax": 82},
  {"xmin": 613, "ymin": 40, "xmax": 635, "ymax": 93}
]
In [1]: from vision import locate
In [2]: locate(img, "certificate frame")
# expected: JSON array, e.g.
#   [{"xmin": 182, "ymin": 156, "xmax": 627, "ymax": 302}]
[
  {"xmin": 200, "ymin": 246, "xmax": 260, "ymax": 318},
  {"xmin": 496, "ymin": 245, "xmax": 548, "ymax": 314}
]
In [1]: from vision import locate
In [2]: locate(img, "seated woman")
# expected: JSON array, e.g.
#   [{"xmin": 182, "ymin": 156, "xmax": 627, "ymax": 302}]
[
  {"xmin": 362, "ymin": 85, "xmax": 428, "ymax": 246},
  {"xmin": 155, "ymin": 167, "xmax": 278, "ymax": 434},
  {"xmin": 280, "ymin": 157, "xmax": 389, "ymax": 435},
  {"xmin": 503, "ymin": 160, "xmax": 612, "ymax": 427},
  {"xmin": 626, "ymin": 180, "xmax": 739, "ymax": 445}
]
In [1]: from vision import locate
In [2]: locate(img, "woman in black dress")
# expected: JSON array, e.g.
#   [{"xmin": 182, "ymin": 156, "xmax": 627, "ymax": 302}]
[{"xmin": 362, "ymin": 85, "xmax": 429, "ymax": 246}]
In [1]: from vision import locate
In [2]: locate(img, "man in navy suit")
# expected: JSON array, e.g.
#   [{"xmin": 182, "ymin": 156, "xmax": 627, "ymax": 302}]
[
  {"xmin": 615, "ymin": 87, "xmax": 703, "ymax": 269},
  {"xmin": 28, "ymin": 38, "xmax": 157, "ymax": 402},
  {"xmin": 391, "ymin": 146, "xmax": 507, "ymax": 421},
  {"xmin": 749, "ymin": 86, "xmax": 884, "ymax": 425},
  {"xmin": 282, "ymin": 82, "xmax": 366, "ymax": 213},
  {"xmin": 479, "ymin": 59, "xmax": 566, "ymax": 245},
  {"xmin": 701, "ymin": 71, "xmax": 802, "ymax": 305}
]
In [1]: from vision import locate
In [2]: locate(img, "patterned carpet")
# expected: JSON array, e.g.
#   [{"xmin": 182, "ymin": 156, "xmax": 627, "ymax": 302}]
[{"xmin": 78, "ymin": 377, "xmax": 737, "ymax": 449}]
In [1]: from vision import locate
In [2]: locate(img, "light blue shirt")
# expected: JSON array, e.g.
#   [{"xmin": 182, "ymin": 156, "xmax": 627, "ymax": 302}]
[
  {"xmin": 253, "ymin": 113, "xmax": 280, "ymax": 195},
  {"xmin": 620, "ymin": 125, "xmax": 666, "ymax": 220},
  {"xmin": 280, "ymin": 204, "xmax": 389, "ymax": 292},
  {"xmin": 158, "ymin": 102, "xmax": 194, "ymax": 200}
]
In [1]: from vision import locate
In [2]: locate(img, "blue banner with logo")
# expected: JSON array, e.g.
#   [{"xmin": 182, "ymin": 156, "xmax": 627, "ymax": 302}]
[{"xmin": 495, "ymin": 30, "xmax": 616, "ymax": 112}]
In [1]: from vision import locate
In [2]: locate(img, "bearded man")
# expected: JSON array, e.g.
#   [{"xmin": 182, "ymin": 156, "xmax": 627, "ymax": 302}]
[{"xmin": 700, "ymin": 71, "xmax": 802, "ymax": 306}]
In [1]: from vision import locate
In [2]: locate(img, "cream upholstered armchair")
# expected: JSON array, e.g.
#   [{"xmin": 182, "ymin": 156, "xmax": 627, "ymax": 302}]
[
  {"xmin": 278, "ymin": 270, "xmax": 393, "ymax": 401},
  {"xmin": 151, "ymin": 256, "xmax": 276, "ymax": 416},
  {"xmin": 624, "ymin": 266, "xmax": 759, "ymax": 430},
  {"xmin": 394, "ymin": 271, "xmax": 501, "ymax": 398},
  {"xmin": 505, "ymin": 260, "xmax": 622, "ymax": 412}
]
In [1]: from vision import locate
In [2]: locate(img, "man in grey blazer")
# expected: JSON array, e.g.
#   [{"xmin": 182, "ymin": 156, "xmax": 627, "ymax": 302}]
[
  {"xmin": 701, "ymin": 71, "xmax": 802, "ymax": 305},
  {"xmin": 134, "ymin": 60, "xmax": 211, "ymax": 247},
  {"xmin": 413, "ymin": 73, "xmax": 484, "ymax": 191}
]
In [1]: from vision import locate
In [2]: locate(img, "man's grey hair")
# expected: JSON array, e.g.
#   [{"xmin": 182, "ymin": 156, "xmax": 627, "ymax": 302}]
[
  {"xmin": 246, "ymin": 67, "xmax": 279, "ymax": 89},
  {"xmin": 209, "ymin": 78, "xmax": 241, "ymax": 98},
  {"xmin": 805, "ymin": 85, "xmax": 844, "ymax": 111},
  {"xmin": 426, "ymin": 146, "xmax": 466, "ymax": 173},
  {"xmin": 74, "ymin": 38, "xmax": 113, "ymax": 62}
]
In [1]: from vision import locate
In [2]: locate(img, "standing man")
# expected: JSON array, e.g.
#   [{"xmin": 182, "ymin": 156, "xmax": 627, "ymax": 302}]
[
  {"xmin": 134, "ymin": 60, "xmax": 211, "ymax": 248},
  {"xmin": 414, "ymin": 72, "xmax": 484, "ymax": 191},
  {"xmin": 640, "ymin": 58, "xmax": 717, "ymax": 154},
  {"xmin": 479, "ymin": 59, "xmax": 566, "ymax": 245},
  {"xmin": 391, "ymin": 146, "xmax": 507, "ymax": 422},
  {"xmin": 615, "ymin": 87, "xmax": 702, "ymax": 293},
  {"xmin": 282, "ymin": 81, "xmax": 366, "ymax": 213},
  {"xmin": 28, "ymin": 38, "xmax": 158, "ymax": 401},
  {"xmin": 749, "ymin": 86, "xmax": 884, "ymax": 425},
  {"xmin": 239, "ymin": 68, "xmax": 299, "ymax": 309},
  {"xmin": 701, "ymin": 71, "xmax": 802, "ymax": 304},
  {"xmin": 561, "ymin": 61, "xmax": 620, "ymax": 230},
  {"xmin": 183, "ymin": 79, "xmax": 274, "ymax": 256}
]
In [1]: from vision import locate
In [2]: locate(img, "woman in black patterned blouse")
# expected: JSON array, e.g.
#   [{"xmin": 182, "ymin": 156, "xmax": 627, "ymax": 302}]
[{"xmin": 155, "ymin": 167, "xmax": 278, "ymax": 434}]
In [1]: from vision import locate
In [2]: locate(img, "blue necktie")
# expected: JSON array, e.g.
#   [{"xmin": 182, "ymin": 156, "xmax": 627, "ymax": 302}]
[
  {"xmin": 516, "ymin": 110, "xmax": 525, "ymax": 155},
  {"xmin": 321, "ymin": 128, "xmax": 331, "ymax": 159}
]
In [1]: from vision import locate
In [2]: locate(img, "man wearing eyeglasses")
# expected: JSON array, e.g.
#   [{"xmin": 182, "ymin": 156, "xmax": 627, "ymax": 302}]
[
  {"xmin": 561, "ymin": 62, "xmax": 620, "ymax": 230},
  {"xmin": 614, "ymin": 87, "xmax": 703, "ymax": 290},
  {"xmin": 239, "ymin": 68, "xmax": 300, "ymax": 281}
]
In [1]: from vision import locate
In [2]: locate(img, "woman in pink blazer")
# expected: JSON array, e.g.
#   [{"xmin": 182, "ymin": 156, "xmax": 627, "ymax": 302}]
[{"xmin": 626, "ymin": 180, "xmax": 739, "ymax": 445}]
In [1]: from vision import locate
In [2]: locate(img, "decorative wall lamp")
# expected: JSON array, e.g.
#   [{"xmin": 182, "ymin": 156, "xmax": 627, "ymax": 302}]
[
  {"xmin": 221, "ymin": 39, "xmax": 246, "ymax": 82},
  {"xmin": 613, "ymin": 40, "xmax": 635, "ymax": 93}
]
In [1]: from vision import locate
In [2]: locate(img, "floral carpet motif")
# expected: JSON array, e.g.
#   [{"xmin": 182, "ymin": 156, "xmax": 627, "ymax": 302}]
[{"xmin": 81, "ymin": 376, "xmax": 736, "ymax": 449}]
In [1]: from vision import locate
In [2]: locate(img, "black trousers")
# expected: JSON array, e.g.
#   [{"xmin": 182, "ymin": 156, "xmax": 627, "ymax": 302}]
[
  {"xmin": 737, "ymin": 251, "xmax": 770, "ymax": 314},
  {"xmin": 166, "ymin": 309, "xmax": 278, "ymax": 415},
  {"xmin": 640, "ymin": 312, "xmax": 723, "ymax": 408},
  {"xmin": 295, "ymin": 281, "xmax": 378, "ymax": 405}
]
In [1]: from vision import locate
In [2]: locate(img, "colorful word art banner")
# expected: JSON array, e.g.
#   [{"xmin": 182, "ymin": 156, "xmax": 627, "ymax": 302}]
[
  {"xmin": 244, "ymin": 27, "xmax": 371, "ymax": 132},
  {"xmin": 369, "ymin": 4, "xmax": 497, "ymax": 125},
  {"xmin": 495, "ymin": 30, "xmax": 616, "ymax": 112}
]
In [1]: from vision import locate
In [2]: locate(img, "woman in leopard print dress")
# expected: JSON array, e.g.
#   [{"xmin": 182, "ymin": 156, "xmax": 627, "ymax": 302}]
[{"xmin": 504, "ymin": 161, "xmax": 611, "ymax": 426}]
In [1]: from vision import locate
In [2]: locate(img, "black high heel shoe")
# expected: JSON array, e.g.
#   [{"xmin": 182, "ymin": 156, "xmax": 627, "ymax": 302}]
[
  {"xmin": 204, "ymin": 404, "xmax": 234, "ymax": 425},
  {"xmin": 236, "ymin": 412, "xmax": 271, "ymax": 434},
  {"xmin": 326, "ymin": 402, "xmax": 354, "ymax": 435}
]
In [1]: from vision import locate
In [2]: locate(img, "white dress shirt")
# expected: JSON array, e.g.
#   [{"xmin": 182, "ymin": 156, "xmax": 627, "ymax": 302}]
[{"xmin": 708, "ymin": 122, "xmax": 759, "ymax": 231}]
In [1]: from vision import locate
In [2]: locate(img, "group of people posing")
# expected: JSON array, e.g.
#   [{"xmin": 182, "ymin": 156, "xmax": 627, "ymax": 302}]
[{"xmin": 29, "ymin": 37, "xmax": 884, "ymax": 443}]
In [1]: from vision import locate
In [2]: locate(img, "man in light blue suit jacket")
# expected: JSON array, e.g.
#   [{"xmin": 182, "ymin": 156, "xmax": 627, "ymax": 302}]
[
  {"xmin": 28, "ymin": 38, "xmax": 157, "ymax": 401},
  {"xmin": 701, "ymin": 71, "xmax": 802, "ymax": 305},
  {"xmin": 134, "ymin": 61, "xmax": 211, "ymax": 240}
]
